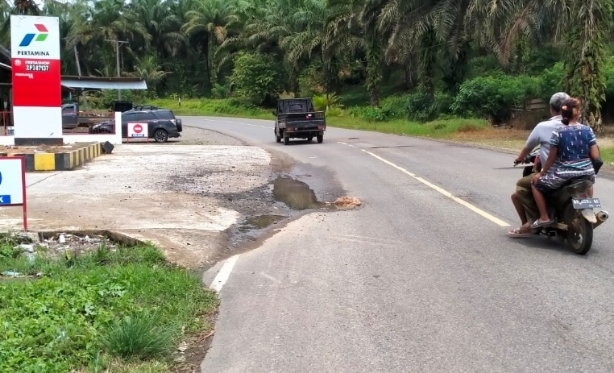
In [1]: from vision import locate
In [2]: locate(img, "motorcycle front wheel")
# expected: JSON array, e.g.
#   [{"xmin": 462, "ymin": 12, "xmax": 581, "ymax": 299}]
[{"xmin": 564, "ymin": 203, "xmax": 594, "ymax": 255}]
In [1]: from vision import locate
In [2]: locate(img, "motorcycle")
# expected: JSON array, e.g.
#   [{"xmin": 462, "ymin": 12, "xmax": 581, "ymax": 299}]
[{"xmin": 514, "ymin": 147, "xmax": 608, "ymax": 254}]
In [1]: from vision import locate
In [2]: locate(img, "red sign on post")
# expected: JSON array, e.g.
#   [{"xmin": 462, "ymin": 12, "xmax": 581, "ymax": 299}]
[
  {"xmin": 126, "ymin": 122, "xmax": 149, "ymax": 143},
  {"xmin": 10, "ymin": 16, "xmax": 62, "ymax": 143}
]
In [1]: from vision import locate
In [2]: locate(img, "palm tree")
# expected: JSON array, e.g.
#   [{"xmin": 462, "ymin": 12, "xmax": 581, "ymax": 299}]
[
  {"xmin": 66, "ymin": 0, "xmax": 150, "ymax": 76},
  {"xmin": 182, "ymin": 0, "xmax": 241, "ymax": 91},
  {"xmin": 470, "ymin": 0, "xmax": 614, "ymax": 132}
]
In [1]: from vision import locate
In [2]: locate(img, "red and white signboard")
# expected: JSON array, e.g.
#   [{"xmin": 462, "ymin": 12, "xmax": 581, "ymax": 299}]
[
  {"xmin": 127, "ymin": 122, "xmax": 148, "ymax": 138},
  {"xmin": 10, "ymin": 15, "xmax": 62, "ymax": 144}
]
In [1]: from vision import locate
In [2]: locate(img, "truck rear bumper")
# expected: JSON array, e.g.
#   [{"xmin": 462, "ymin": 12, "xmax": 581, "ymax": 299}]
[{"xmin": 284, "ymin": 128, "xmax": 324, "ymax": 138}]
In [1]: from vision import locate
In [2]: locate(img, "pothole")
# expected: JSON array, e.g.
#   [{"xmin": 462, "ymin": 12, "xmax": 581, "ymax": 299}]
[
  {"xmin": 272, "ymin": 176, "xmax": 324, "ymax": 210},
  {"xmin": 225, "ymin": 174, "xmax": 361, "ymax": 250},
  {"xmin": 238, "ymin": 214, "xmax": 286, "ymax": 233},
  {"xmin": 272, "ymin": 176, "xmax": 362, "ymax": 211}
]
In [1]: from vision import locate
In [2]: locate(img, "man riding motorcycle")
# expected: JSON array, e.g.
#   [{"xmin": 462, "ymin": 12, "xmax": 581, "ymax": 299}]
[{"xmin": 509, "ymin": 92, "xmax": 570, "ymax": 236}]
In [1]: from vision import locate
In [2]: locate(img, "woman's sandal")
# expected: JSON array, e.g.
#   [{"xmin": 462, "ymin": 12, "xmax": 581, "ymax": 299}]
[
  {"xmin": 530, "ymin": 218, "xmax": 555, "ymax": 229},
  {"xmin": 508, "ymin": 226, "xmax": 533, "ymax": 237}
]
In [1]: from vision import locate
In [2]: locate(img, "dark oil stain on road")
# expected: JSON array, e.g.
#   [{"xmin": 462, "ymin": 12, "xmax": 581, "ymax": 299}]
[{"xmin": 272, "ymin": 176, "xmax": 324, "ymax": 210}]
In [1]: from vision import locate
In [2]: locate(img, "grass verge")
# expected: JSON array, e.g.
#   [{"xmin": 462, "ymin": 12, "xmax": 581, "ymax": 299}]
[
  {"xmin": 601, "ymin": 146, "xmax": 614, "ymax": 165},
  {"xmin": 326, "ymin": 115, "xmax": 490, "ymax": 138},
  {"xmin": 0, "ymin": 238, "xmax": 217, "ymax": 373},
  {"xmin": 150, "ymin": 98, "xmax": 271, "ymax": 119},
  {"xmin": 150, "ymin": 97, "xmax": 614, "ymax": 165}
]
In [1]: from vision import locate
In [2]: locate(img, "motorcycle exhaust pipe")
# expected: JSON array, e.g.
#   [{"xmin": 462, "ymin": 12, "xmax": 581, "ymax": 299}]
[{"xmin": 593, "ymin": 211, "xmax": 609, "ymax": 229}]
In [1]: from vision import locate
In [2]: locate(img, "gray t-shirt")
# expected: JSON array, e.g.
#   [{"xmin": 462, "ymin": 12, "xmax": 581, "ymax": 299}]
[{"xmin": 524, "ymin": 115, "xmax": 564, "ymax": 165}]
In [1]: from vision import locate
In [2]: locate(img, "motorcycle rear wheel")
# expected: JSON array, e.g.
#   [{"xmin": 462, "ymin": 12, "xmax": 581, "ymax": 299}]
[{"xmin": 565, "ymin": 203, "xmax": 594, "ymax": 255}]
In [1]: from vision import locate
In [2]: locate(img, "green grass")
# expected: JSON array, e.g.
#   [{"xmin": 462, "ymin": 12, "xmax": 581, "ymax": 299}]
[
  {"xmin": 601, "ymin": 146, "xmax": 614, "ymax": 165},
  {"xmin": 326, "ymin": 115, "xmax": 490, "ymax": 138},
  {"xmin": 0, "ymin": 239, "xmax": 217, "ymax": 373},
  {"xmin": 150, "ymin": 97, "xmax": 272, "ymax": 119}
]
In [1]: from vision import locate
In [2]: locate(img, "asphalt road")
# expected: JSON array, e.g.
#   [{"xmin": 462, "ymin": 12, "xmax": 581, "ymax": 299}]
[{"xmin": 186, "ymin": 116, "xmax": 614, "ymax": 373}]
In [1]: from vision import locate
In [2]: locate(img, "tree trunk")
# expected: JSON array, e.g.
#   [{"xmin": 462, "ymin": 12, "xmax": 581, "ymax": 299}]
[
  {"xmin": 420, "ymin": 27, "xmax": 437, "ymax": 95},
  {"xmin": 365, "ymin": 28, "xmax": 382, "ymax": 107},
  {"xmin": 203, "ymin": 35, "xmax": 211, "ymax": 95},
  {"xmin": 441, "ymin": 43, "xmax": 470, "ymax": 93}
]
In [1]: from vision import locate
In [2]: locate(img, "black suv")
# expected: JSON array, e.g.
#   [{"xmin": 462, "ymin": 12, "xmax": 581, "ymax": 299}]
[{"xmin": 90, "ymin": 106, "xmax": 182, "ymax": 143}]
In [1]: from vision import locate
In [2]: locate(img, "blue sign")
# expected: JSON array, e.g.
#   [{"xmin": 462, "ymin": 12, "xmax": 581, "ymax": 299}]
[
  {"xmin": 0, "ymin": 195, "xmax": 11, "ymax": 204},
  {"xmin": 0, "ymin": 171, "xmax": 3, "ymax": 185}
]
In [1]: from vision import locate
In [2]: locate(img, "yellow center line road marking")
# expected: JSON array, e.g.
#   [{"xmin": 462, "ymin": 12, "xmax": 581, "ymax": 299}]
[{"xmin": 363, "ymin": 150, "xmax": 510, "ymax": 227}]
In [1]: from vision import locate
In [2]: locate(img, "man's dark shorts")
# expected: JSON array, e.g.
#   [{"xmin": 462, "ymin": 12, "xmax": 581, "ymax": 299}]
[{"xmin": 516, "ymin": 172, "xmax": 538, "ymax": 219}]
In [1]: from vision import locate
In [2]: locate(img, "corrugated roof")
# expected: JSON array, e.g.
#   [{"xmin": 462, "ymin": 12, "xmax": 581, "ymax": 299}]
[
  {"xmin": 0, "ymin": 46, "xmax": 148, "ymax": 90},
  {"xmin": 61, "ymin": 77, "xmax": 148, "ymax": 90}
]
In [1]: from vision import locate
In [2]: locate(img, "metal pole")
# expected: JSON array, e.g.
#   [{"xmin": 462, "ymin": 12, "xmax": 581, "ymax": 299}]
[
  {"xmin": 116, "ymin": 41, "xmax": 121, "ymax": 100},
  {"xmin": 105, "ymin": 39, "xmax": 128, "ymax": 100}
]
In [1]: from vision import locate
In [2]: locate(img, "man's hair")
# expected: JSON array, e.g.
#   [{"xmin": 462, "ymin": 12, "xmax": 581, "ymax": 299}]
[{"xmin": 549, "ymin": 92, "xmax": 571, "ymax": 112}]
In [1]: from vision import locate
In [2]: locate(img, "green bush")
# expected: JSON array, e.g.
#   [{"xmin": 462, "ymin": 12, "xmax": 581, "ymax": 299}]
[
  {"xmin": 230, "ymin": 52, "xmax": 285, "ymax": 105},
  {"xmin": 312, "ymin": 93, "xmax": 343, "ymax": 111},
  {"xmin": 347, "ymin": 106, "xmax": 390, "ymax": 121},
  {"xmin": 451, "ymin": 74, "xmax": 540, "ymax": 121},
  {"xmin": 299, "ymin": 63, "xmax": 325, "ymax": 96},
  {"xmin": 211, "ymin": 83, "xmax": 231, "ymax": 99},
  {"xmin": 404, "ymin": 91, "xmax": 453, "ymax": 122},
  {"xmin": 538, "ymin": 62, "xmax": 565, "ymax": 100},
  {"xmin": 380, "ymin": 95, "xmax": 408, "ymax": 120}
]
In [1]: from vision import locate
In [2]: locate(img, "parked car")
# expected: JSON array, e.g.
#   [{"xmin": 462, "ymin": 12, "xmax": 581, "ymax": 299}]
[
  {"xmin": 89, "ymin": 107, "xmax": 182, "ymax": 143},
  {"xmin": 124, "ymin": 107, "xmax": 183, "ymax": 133}
]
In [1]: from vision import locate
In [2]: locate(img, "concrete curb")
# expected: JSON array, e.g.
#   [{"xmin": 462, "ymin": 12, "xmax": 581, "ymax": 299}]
[{"xmin": 0, "ymin": 142, "xmax": 103, "ymax": 172}]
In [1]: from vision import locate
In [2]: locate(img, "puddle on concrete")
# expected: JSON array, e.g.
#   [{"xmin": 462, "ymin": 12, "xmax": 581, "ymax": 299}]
[
  {"xmin": 273, "ymin": 176, "xmax": 324, "ymax": 210},
  {"xmin": 239, "ymin": 214, "xmax": 286, "ymax": 232}
]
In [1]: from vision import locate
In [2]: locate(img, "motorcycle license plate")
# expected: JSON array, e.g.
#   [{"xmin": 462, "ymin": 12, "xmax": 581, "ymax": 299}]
[{"xmin": 572, "ymin": 198, "xmax": 602, "ymax": 209}]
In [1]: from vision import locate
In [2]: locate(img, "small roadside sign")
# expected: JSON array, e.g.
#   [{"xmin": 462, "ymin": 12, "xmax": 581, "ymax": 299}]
[
  {"xmin": 127, "ymin": 122, "xmax": 148, "ymax": 138},
  {"xmin": 0, "ymin": 156, "xmax": 27, "ymax": 230}
]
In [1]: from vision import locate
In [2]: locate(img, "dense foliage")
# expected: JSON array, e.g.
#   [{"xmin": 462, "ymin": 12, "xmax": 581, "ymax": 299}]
[{"xmin": 3, "ymin": 0, "xmax": 614, "ymax": 129}]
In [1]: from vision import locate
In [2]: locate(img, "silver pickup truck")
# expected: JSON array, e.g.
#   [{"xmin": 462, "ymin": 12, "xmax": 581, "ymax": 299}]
[
  {"xmin": 61, "ymin": 103, "xmax": 79, "ymax": 129},
  {"xmin": 62, "ymin": 101, "xmax": 134, "ymax": 129}
]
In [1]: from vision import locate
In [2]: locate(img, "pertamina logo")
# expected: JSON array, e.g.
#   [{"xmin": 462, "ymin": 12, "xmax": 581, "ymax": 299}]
[{"xmin": 17, "ymin": 23, "xmax": 50, "ymax": 57}]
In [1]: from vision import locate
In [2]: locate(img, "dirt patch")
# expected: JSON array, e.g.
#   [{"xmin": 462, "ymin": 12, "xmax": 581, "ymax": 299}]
[
  {"xmin": 0, "ymin": 144, "xmax": 87, "ymax": 154},
  {"xmin": 329, "ymin": 196, "xmax": 362, "ymax": 209},
  {"xmin": 0, "ymin": 141, "xmax": 272, "ymax": 269}
]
